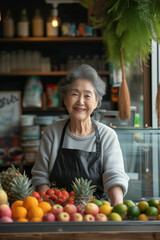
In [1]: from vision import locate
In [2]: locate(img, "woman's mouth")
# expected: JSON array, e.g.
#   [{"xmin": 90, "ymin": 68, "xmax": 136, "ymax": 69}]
[{"xmin": 74, "ymin": 107, "xmax": 86, "ymax": 112}]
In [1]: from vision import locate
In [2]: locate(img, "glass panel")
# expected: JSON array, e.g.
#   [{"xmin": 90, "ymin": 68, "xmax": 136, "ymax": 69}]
[{"xmin": 114, "ymin": 128, "xmax": 160, "ymax": 201}]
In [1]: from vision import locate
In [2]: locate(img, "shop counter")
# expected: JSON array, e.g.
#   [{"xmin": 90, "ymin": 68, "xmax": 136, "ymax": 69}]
[{"xmin": 0, "ymin": 221, "xmax": 160, "ymax": 240}]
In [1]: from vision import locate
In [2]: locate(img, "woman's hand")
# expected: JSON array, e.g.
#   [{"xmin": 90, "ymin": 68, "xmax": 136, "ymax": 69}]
[
  {"xmin": 108, "ymin": 185, "xmax": 123, "ymax": 206},
  {"xmin": 37, "ymin": 184, "xmax": 50, "ymax": 192}
]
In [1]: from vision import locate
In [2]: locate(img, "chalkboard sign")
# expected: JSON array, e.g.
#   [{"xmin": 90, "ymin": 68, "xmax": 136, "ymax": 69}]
[{"xmin": 0, "ymin": 91, "xmax": 21, "ymax": 136}]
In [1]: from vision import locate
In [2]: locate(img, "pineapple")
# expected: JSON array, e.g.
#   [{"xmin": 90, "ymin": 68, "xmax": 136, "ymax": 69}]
[
  {"xmin": 72, "ymin": 177, "xmax": 97, "ymax": 212},
  {"xmin": 0, "ymin": 165, "xmax": 34, "ymax": 205}
]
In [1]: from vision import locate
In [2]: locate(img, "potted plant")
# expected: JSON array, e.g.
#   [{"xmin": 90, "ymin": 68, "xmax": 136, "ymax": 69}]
[{"xmin": 80, "ymin": 0, "xmax": 160, "ymax": 120}]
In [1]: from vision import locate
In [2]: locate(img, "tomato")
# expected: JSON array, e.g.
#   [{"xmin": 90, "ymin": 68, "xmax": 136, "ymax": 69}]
[
  {"xmin": 32, "ymin": 191, "xmax": 40, "ymax": 199},
  {"xmin": 39, "ymin": 190, "xmax": 46, "ymax": 196},
  {"xmin": 43, "ymin": 194, "xmax": 50, "ymax": 201},
  {"xmin": 70, "ymin": 191, "xmax": 75, "ymax": 197},
  {"xmin": 37, "ymin": 197, "xmax": 43, "ymax": 203},
  {"xmin": 46, "ymin": 189, "xmax": 55, "ymax": 196},
  {"xmin": 54, "ymin": 189, "xmax": 62, "ymax": 198},
  {"xmin": 50, "ymin": 194, "xmax": 58, "ymax": 201},
  {"xmin": 61, "ymin": 196, "xmax": 67, "ymax": 202},
  {"xmin": 61, "ymin": 190, "xmax": 69, "ymax": 199},
  {"xmin": 56, "ymin": 199, "xmax": 64, "ymax": 204},
  {"xmin": 66, "ymin": 197, "xmax": 74, "ymax": 204}
]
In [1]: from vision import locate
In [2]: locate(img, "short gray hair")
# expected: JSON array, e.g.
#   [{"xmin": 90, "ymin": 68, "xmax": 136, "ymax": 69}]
[{"xmin": 58, "ymin": 64, "xmax": 106, "ymax": 107}]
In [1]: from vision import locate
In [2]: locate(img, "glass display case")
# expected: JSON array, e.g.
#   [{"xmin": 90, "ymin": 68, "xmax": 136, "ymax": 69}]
[{"xmin": 113, "ymin": 127, "xmax": 160, "ymax": 201}]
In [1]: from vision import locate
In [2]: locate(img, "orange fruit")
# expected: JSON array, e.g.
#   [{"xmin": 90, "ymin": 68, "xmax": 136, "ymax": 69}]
[
  {"xmin": 27, "ymin": 206, "xmax": 44, "ymax": 219},
  {"xmin": 112, "ymin": 204, "xmax": 127, "ymax": 216},
  {"xmin": 99, "ymin": 205, "xmax": 113, "ymax": 216},
  {"xmin": 12, "ymin": 206, "xmax": 27, "ymax": 219},
  {"xmin": 137, "ymin": 201, "xmax": 149, "ymax": 213},
  {"xmin": 146, "ymin": 206, "xmax": 158, "ymax": 217},
  {"xmin": 11, "ymin": 200, "xmax": 23, "ymax": 211},
  {"xmin": 16, "ymin": 218, "xmax": 28, "ymax": 222},
  {"xmin": 124, "ymin": 200, "xmax": 135, "ymax": 207},
  {"xmin": 127, "ymin": 206, "xmax": 141, "ymax": 219},
  {"xmin": 138, "ymin": 214, "xmax": 148, "ymax": 221},
  {"xmin": 30, "ymin": 217, "xmax": 42, "ymax": 222},
  {"xmin": 148, "ymin": 199, "xmax": 159, "ymax": 208},
  {"xmin": 38, "ymin": 201, "xmax": 52, "ymax": 214},
  {"xmin": 23, "ymin": 196, "xmax": 39, "ymax": 210},
  {"xmin": 158, "ymin": 206, "xmax": 160, "ymax": 214},
  {"xmin": 109, "ymin": 212, "xmax": 122, "ymax": 221},
  {"xmin": 157, "ymin": 214, "xmax": 160, "ymax": 220}
]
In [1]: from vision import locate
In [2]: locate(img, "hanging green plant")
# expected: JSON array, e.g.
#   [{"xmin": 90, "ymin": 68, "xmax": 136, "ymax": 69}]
[
  {"xmin": 81, "ymin": 0, "xmax": 160, "ymax": 68},
  {"xmin": 80, "ymin": 0, "xmax": 160, "ymax": 120}
]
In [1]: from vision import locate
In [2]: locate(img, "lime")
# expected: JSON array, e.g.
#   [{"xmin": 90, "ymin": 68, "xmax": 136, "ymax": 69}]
[
  {"xmin": 127, "ymin": 206, "xmax": 141, "ymax": 219},
  {"xmin": 109, "ymin": 212, "xmax": 122, "ymax": 221},
  {"xmin": 147, "ymin": 199, "xmax": 159, "ymax": 208},
  {"xmin": 90, "ymin": 199, "xmax": 103, "ymax": 207},
  {"xmin": 137, "ymin": 201, "xmax": 149, "ymax": 213},
  {"xmin": 124, "ymin": 199, "xmax": 135, "ymax": 208},
  {"xmin": 112, "ymin": 203, "xmax": 127, "ymax": 216},
  {"xmin": 146, "ymin": 206, "xmax": 158, "ymax": 217}
]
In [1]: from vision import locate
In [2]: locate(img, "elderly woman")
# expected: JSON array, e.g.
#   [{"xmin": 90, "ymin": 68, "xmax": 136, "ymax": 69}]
[{"xmin": 31, "ymin": 64, "xmax": 129, "ymax": 206}]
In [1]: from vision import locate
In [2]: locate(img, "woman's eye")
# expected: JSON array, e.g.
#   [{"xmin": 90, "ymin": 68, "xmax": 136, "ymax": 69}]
[{"xmin": 86, "ymin": 95, "xmax": 91, "ymax": 98}]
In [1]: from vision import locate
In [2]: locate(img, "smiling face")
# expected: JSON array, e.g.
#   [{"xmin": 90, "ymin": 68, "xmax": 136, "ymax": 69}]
[{"xmin": 63, "ymin": 78, "xmax": 98, "ymax": 122}]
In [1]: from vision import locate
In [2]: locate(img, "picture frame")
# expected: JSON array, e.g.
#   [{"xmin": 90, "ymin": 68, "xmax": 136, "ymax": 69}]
[{"xmin": 0, "ymin": 91, "xmax": 21, "ymax": 136}]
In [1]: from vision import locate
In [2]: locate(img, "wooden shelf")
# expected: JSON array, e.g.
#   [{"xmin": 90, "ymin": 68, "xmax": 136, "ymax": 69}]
[
  {"xmin": 0, "ymin": 37, "xmax": 103, "ymax": 43},
  {"xmin": 0, "ymin": 71, "xmax": 109, "ymax": 76}
]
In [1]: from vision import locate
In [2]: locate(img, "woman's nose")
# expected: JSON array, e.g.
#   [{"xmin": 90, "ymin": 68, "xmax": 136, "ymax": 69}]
[{"xmin": 77, "ymin": 95, "xmax": 84, "ymax": 105}]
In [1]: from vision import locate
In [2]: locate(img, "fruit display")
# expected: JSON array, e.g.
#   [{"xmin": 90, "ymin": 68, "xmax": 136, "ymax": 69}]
[{"xmin": 1, "ymin": 170, "xmax": 160, "ymax": 223}]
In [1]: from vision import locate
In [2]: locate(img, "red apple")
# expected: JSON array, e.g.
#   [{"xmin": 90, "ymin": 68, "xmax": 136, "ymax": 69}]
[
  {"xmin": 0, "ymin": 216, "xmax": 13, "ymax": 222},
  {"xmin": 56, "ymin": 212, "xmax": 70, "ymax": 222},
  {"xmin": 85, "ymin": 203, "xmax": 99, "ymax": 216},
  {"xmin": 0, "ymin": 204, "xmax": 12, "ymax": 218},
  {"xmin": 43, "ymin": 212, "xmax": 55, "ymax": 222},
  {"xmin": 63, "ymin": 204, "xmax": 77, "ymax": 215},
  {"xmin": 70, "ymin": 212, "xmax": 83, "ymax": 222},
  {"xmin": 95, "ymin": 213, "xmax": 107, "ymax": 221},
  {"xmin": 50, "ymin": 204, "xmax": 63, "ymax": 215},
  {"xmin": 83, "ymin": 214, "xmax": 95, "ymax": 222}
]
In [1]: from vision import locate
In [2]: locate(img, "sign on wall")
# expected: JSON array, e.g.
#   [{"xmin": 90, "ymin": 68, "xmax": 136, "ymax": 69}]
[{"xmin": 0, "ymin": 91, "xmax": 21, "ymax": 136}]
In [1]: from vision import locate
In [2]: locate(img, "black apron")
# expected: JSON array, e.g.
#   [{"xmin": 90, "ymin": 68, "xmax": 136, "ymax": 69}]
[{"xmin": 50, "ymin": 119, "xmax": 107, "ymax": 200}]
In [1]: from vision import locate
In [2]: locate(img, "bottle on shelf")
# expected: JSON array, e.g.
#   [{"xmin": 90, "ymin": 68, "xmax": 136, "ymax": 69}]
[
  {"xmin": 17, "ymin": 8, "xmax": 29, "ymax": 37},
  {"xmin": 32, "ymin": 9, "xmax": 44, "ymax": 37},
  {"xmin": 3, "ymin": 9, "xmax": 15, "ymax": 38},
  {"xmin": 46, "ymin": 9, "xmax": 59, "ymax": 37}
]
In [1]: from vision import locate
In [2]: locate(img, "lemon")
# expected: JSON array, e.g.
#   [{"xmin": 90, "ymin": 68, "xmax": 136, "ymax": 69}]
[
  {"xmin": 137, "ymin": 201, "xmax": 149, "ymax": 213},
  {"xmin": 109, "ymin": 212, "xmax": 122, "ymax": 221},
  {"xmin": 113, "ymin": 203, "xmax": 127, "ymax": 216},
  {"xmin": 101, "ymin": 200, "xmax": 111, "ymax": 206},
  {"xmin": 99, "ymin": 205, "xmax": 113, "ymax": 216},
  {"xmin": 138, "ymin": 213, "xmax": 148, "ymax": 221}
]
